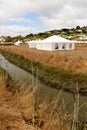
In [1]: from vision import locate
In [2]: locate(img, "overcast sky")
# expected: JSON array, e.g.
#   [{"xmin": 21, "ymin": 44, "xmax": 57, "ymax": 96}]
[{"xmin": 0, "ymin": 0, "xmax": 87, "ymax": 36}]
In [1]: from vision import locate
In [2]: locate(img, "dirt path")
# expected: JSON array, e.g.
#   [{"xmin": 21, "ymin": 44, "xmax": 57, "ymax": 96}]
[{"xmin": 0, "ymin": 77, "xmax": 36, "ymax": 130}]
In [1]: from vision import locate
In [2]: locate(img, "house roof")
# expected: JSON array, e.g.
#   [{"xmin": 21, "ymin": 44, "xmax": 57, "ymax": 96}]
[{"xmin": 42, "ymin": 35, "xmax": 72, "ymax": 43}]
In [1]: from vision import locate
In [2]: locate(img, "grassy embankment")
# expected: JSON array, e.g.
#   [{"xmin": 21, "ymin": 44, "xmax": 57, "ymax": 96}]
[{"xmin": 0, "ymin": 49, "xmax": 87, "ymax": 95}]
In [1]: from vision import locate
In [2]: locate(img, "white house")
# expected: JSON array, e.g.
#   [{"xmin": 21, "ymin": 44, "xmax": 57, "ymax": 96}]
[
  {"xmin": 15, "ymin": 40, "xmax": 23, "ymax": 46},
  {"xmin": 0, "ymin": 37, "xmax": 5, "ymax": 43},
  {"xmin": 80, "ymin": 35, "xmax": 87, "ymax": 41},
  {"xmin": 28, "ymin": 35, "xmax": 75, "ymax": 51}
]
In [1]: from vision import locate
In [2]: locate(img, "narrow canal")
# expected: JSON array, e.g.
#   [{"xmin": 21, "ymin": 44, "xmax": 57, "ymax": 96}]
[{"xmin": 0, "ymin": 54, "xmax": 87, "ymax": 122}]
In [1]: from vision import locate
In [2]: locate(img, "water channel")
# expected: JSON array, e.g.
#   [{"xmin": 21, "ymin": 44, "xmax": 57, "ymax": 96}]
[{"xmin": 0, "ymin": 54, "xmax": 87, "ymax": 122}]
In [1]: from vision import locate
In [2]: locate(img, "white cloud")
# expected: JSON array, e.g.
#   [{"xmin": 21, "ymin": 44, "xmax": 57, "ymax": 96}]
[
  {"xmin": 0, "ymin": 25, "xmax": 37, "ymax": 36},
  {"xmin": 10, "ymin": 17, "xmax": 34, "ymax": 24},
  {"xmin": 40, "ymin": 2, "xmax": 87, "ymax": 29},
  {"xmin": 0, "ymin": 0, "xmax": 86, "ymax": 36}
]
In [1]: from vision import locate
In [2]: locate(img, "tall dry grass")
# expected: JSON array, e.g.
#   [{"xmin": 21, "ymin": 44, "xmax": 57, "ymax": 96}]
[
  {"xmin": 0, "ymin": 76, "xmax": 39, "ymax": 130},
  {"xmin": 16, "ymin": 88, "xmax": 72, "ymax": 130},
  {"xmin": 14, "ymin": 65, "xmax": 72, "ymax": 130},
  {"xmin": 0, "ymin": 71, "xmax": 86, "ymax": 130},
  {"xmin": 13, "ymin": 72, "xmax": 87, "ymax": 130}
]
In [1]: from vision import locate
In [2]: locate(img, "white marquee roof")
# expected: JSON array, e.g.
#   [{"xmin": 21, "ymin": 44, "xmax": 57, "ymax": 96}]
[
  {"xmin": 42, "ymin": 35, "xmax": 72, "ymax": 43},
  {"xmin": 27, "ymin": 35, "xmax": 74, "ymax": 44}
]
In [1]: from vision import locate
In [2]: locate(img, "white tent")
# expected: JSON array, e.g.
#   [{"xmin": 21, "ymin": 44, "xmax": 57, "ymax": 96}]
[
  {"xmin": 28, "ymin": 35, "xmax": 75, "ymax": 51},
  {"xmin": 15, "ymin": 40, "xmax": 23, "ymax": 46},
  {"xmin": 36, "ymin": 35, "xmax": 75, "ymax": 51},
  {"xmin": 28, "ymin": 40, "xmax": 37, "ymax": 48}
]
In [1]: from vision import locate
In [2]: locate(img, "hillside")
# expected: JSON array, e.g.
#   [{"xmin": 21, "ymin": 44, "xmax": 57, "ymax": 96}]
[{"xmin": 3, "ymin": 26, "xmax": 87, "ymax": 43}]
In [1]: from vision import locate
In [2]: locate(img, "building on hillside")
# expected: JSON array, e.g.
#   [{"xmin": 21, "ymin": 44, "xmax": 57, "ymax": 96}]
[
  {"xmin": 28, "ymin": 35, "xmax": 75, "ymax": 51},
  {"xmin": 80, "ymin": 35, "xmax": 87, "ymax": 41},
  {"xmin": 0, "ymin": 37, "xmax": 5, "ymax": 43}
]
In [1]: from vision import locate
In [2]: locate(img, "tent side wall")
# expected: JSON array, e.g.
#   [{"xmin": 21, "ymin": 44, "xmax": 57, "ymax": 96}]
[
  {"xmin": 71, "ymin": 43, "xmax": 75, "ymax": 50},
  {"xmin": 52, "ymin": 42, "xmax": 75, "ymax": 50},
  {"xmin": 29, "ymin": 43, "xmax": 36, "ymax": 48},
  {"xmin": 64, "ymin": 42, "xmax": 75, "ymax": 50},
  {"xmin": 36, "ymin": 43, "xmax": 53, "ymax": 51},
  {"xmin": 52, "ymin": 42, "xmax": 66, "ymax": 50}
]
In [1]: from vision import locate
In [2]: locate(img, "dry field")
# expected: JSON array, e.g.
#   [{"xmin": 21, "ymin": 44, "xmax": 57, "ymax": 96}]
[{"xmin": 1, "ymin": 45, "xmax": 87, "ymax": 73}]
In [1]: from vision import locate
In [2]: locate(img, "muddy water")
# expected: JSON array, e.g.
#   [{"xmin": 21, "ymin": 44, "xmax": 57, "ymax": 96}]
[{"xmin": 0, "ymin": 54, "xmax": 87, "ymax": 121}]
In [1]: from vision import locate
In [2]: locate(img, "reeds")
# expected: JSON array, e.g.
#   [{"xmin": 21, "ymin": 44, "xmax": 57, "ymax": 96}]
[
  {"xmin": 72, "ymin": 82, "xmax": 80, "ymax": 130},
  {"xmin": 32, "ymin": 64, "xmax": 35, "ymax": 127},
  {"xmin": 0, "ymin": 70, "xmax": 87, "ymax": 130}
]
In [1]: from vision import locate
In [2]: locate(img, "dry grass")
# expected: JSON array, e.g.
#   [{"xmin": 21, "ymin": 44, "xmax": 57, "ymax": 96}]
[
  {"xmin": 16, "ymin": 89, "xmax": 72, "ymax": 130},
  {"xmin": 0, "ymin": 45, "xmax": 87, "ymax": 73},
  {"xmin": 0, "ymin": 75, "xmax": 72, "ymax": 130},
  {"xmin": 0, "ymin": 77, "xmax": 38, "ymax": 130}
]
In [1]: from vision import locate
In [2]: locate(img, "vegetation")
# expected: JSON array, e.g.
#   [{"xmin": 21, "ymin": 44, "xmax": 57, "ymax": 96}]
[
  {"xmin": 0, "ymin": 66, "xmax": 86, "ymax": 130},
  {"xmin": 0, "ymin": 49, "xmax": 87, "ymax": 95},
  {"xmin": 3, "ymin": 26, "xmax": 87, "ymax": 43},
  {"xmin": 0, "ymin": 65, "xmax": 20, "ymax": 93},
  {"xmin": 0, "ymin": 66, "xmax": 11, "ymax": 83}
]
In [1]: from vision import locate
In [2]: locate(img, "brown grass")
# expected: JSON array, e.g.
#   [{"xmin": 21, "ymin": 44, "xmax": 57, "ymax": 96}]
[
  {"xmin": 0, "ymin": 77, "xmax": 38, "ymax": 130},
  {"xmin": 0, "ymin": 45, "xmax": 87, "ymax": 73},
  {"xmin": 0, "ymin": 76, "xmax": 72, "ymax": 130}
]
